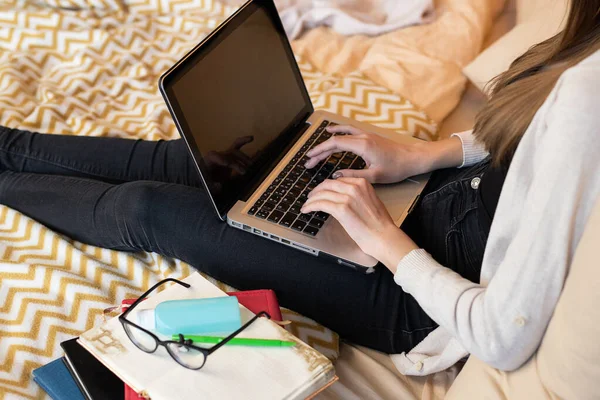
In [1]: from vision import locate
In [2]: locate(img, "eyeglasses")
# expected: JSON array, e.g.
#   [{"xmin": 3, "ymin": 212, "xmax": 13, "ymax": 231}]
[{"xmin": 118, "ymin": 278, "xmax": 271, "ymax": 370}]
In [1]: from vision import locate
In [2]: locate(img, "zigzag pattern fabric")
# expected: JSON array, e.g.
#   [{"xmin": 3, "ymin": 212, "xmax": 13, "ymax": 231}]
[{"xmin": 0, "ymin": 0, "xmax": 437, "ymax": 398}]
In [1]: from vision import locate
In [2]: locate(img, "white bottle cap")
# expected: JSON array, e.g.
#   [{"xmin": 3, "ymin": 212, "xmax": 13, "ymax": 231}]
[{"xmin": 133, "ymin": 309, "xmax": 155, "ymax": 331}]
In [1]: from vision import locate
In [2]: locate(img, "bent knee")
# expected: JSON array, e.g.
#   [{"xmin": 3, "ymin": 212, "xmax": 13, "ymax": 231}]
[
  {"xmin": 111, "ymin": 180, "xmax": 210, "ymax": 255},
  {"xmin": 113, "ymin": 181, "xmax": 161, "ymax": 221},
  {"xmin": 110, "ymin": 181, "xmax": 171, "ymax": 251}
]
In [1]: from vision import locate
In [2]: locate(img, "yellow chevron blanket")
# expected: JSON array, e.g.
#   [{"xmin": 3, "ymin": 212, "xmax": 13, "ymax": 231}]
[{"xmin": 0, "ymin": 1, "xmax": 436, "ymax": 398}]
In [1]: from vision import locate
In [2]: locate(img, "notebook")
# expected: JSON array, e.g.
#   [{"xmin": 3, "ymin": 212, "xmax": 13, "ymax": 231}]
[
  {"xmin": 32, "ymin": 358, "xmax": 85, "ymax": 400},
  {"xmin": 60, "ymin": 338, "xmax": 124, "ymax": 400},
  {"xmin": 123, "ymin": 289, "xmax": 285, "ymax": 400},
  {"xmin": 78, "ymin": 273, "xmax": 336, "ymax": 400}
]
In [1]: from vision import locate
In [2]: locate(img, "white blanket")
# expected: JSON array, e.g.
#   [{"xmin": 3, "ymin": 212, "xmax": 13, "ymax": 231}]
[{"xmin": 276, "ymin": 0, "xmax": 434, "ymax": 39}]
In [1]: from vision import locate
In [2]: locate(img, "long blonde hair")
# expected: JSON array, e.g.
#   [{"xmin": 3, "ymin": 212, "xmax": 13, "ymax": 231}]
[{"xmin": 473, "ymin": 0, "xmax": 600, "ymax": 167}]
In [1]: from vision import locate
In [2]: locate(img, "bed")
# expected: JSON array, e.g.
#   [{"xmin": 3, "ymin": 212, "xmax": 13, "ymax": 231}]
[{"xmin": 0, "ymin": 0, "xmax": 505, "ymax": 398}]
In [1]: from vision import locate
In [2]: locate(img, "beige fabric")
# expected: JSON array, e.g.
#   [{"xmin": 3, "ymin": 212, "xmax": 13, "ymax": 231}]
[
  {"xmin": 516, "ymin": 0, "xmax": 560, "ymax": 24},
  {"xmin": 291, "ymin": 0, "xmax": 506, "ymax": 122},
  {"xmin": 437, "ymin": 83, "xmax": 486, "ymax": 139},
  {"xmin": 536, "ymin": 195, "xmax": 600, "ymax": 400},
  {"xmin": 438, "ymin": 1, "xmax": 516, "ymax": 138},
  {"xmin": 445, "ymin": 195, "xmax": 600, "ymax": 400},
  {"xmin": 319, "ymin": 344, "xmax": 462, "ymax": 400},
  {"xmin": 463, "ymin": 0, "xmax": 568, "ymax": 93},
  {"xmin": 445, "ymin": 355, "xmax": 559, "ymax": 400}
]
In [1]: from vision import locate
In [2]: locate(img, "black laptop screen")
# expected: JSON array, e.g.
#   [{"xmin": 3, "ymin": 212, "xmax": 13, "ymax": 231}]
[{"xmin": 167, "ymin": 2, "xmax": 310, "ymax": 216}]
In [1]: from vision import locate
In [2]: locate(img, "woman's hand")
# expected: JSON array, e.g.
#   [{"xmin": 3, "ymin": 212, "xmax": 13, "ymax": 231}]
[
  {"xmin": 301, "ymin": 177, "xmax": 418, "ymax": 272},
  {"xmin": 304, "ymin": 125, "xmax": 430, "ymax": 184},
  {"xmin": 305, "ymin": 126, "xmax": 466, "ymax": 184}
]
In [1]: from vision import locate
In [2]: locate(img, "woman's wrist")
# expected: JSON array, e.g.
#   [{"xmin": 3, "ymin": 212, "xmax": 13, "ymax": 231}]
[
  {"xmin": 414, "ymin": 136, "xmax": 464, "ymax": 174},
  {"xmin": 374, "ymin": 226, "xmax": 419, "ymax": 274}
]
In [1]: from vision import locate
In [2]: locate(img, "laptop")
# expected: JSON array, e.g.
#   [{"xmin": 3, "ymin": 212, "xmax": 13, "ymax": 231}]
[{"xmin": 159, "ymin": 0, "xmax": 429, "ymax": 273}]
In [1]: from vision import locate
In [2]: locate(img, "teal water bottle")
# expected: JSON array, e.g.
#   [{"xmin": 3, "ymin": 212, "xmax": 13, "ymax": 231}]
[{"xmin": 135, "ymin": 297, "xmax": 242, "ymax": 335}]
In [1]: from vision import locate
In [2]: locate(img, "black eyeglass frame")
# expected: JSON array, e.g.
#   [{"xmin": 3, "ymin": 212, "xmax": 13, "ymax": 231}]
[{"xmin": 118, "ymin": 278, "xmax": 271, "ymax": 370}]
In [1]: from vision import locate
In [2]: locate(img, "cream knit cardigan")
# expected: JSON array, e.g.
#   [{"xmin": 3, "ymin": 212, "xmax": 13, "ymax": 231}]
[{"xmin": 392, "ymin": 50, "xmax": 600, "ymax": 376}]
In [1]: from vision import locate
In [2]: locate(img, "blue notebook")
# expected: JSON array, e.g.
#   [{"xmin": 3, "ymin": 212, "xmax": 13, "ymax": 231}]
[{"xmin": 32, "ymin": 358, "xmax": 85, "ymax": 400}]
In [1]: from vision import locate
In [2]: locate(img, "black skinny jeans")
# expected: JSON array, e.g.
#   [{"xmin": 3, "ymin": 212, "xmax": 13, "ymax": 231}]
[{"xmin": 0, "ymin": 126, "xmax": 490, "ymax": 354}]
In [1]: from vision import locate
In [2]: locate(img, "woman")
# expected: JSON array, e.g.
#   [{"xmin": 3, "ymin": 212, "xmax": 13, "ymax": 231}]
[{"xmin": 1, "ymin": 0, "xmax": 598, "ymax": 375}]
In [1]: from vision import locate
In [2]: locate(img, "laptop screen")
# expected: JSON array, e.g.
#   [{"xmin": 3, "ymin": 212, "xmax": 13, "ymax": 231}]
[{"xmin": 165, "ymin": 1, "xmax": 311, "ymax": 217}]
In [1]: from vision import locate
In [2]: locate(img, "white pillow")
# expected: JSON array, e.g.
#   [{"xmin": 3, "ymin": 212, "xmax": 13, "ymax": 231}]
[{"xmin": 463, "ymin": 0, "xmax": 568, "ymax": 93}]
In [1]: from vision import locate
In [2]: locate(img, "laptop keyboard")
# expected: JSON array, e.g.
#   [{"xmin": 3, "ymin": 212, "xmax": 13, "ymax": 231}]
[{"xmin": 248, "ymin": 120, "xmax": 366, "ymax": 237}]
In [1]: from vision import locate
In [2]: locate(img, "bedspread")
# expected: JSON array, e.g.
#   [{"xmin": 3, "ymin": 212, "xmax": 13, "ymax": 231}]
[
  {"xmin": 0, "ymin": 1, "xmax": 439, "ymax": 398},
  {"xmin": 290, "ymin": 0, "xmax": 505, "ymax": 122}
]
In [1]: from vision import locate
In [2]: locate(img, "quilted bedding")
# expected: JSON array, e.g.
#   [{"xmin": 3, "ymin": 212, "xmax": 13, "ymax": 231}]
[{"xmin": 0, "ymin": 0, "xmax": 497, "ymax": 398}]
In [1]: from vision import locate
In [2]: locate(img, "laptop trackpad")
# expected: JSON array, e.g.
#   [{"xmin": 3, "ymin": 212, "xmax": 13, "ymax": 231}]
[{"xmin": 375, "ymin": 180, "xmax": 422, "ymax": 225}]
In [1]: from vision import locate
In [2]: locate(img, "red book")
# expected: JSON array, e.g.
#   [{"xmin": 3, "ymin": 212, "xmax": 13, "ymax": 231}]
[
  {"xmin": 125, "ymin": 383, "xmax": 143, "ymax": 400},
  {"xmin": 124, "ymin": 289, "xmax": 282, "ymax": 400},
  {"xmin": 227, "ymin": 289, "xmax": 283, "ymax": 321}
]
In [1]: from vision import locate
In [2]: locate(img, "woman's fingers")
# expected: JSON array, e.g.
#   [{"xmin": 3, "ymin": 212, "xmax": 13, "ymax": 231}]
[
  {"xmin": 304, "ymin": 151, "xmax": 332, "ymax": 169},
  {"xmin": 308, "ymin": 178, "xmax": 361, "ymax": 198},
  {"xmin": 309, "ymin": 177, "xmax": 372, "ymax": 198},
  {"xmin": 308, "ymin": 179, "xmax": 347, "ymax": 197},
  {"xmin": 301, "ymin": 188, "xmax": 367, "ymax": 231},
  {"xmin": 305, "ymin": 136, "xmax": 364, "ymax": 168},
  {"xmin": 305, "ymin": 126, "xmax": 366, "ymax": 168},
  {"xmin": 303, "ymin": 189, "xmax": 350, "ymax": 210},
  {"xmin": 336, "ymin": 176, "xmax": 381, "ymax": 204},
  {"xmin": 325, "ymin": 125, "xmax": 365, "ymax": 136},
  {"xmin": 304, "ymin": 178, "xmax": 372, "ymax": 211},
  {"xmin": 301, "ymin": 195, "xmax": 360, "ymax": 226},
  {"xmin": 331, "ymin": 168, "xmax": 378, "ymax": 182},
  {"xmin": 300, "ymin": 199, "xmax": 345, "ymax": 221},
  {"xmin": 306, "ymin": 135, "xmax": 362, "ymax": 157}
]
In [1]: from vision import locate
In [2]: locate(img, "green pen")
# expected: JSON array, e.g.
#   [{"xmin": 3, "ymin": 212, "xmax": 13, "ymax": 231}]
[{"xmin": 172, "ymin": 334, "xmax": 297, "ymax": 347}]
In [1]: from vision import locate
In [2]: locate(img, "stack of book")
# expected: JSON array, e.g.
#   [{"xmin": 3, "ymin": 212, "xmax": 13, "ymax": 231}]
[
  {"xmin": 33, "ymin": 273, "xmax": 336, "ymax": 399},
  {"xmin": 33, "ymin": 338, "xmax": 126, "ymax": 400}
]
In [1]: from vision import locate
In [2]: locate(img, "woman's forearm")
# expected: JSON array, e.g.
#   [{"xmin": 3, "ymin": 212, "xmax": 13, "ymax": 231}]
[{"xmin": 414, "ymin": 136, "xmax": 464, "ymax": 174}]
